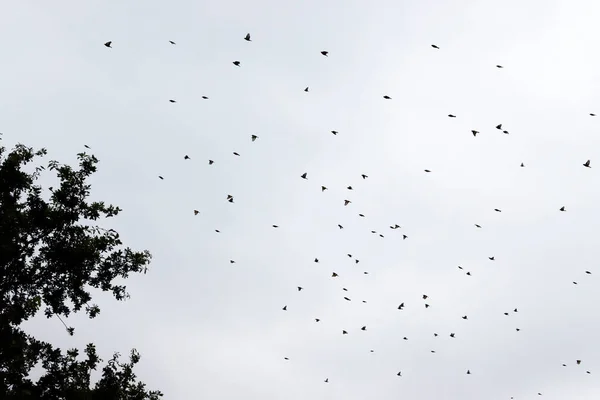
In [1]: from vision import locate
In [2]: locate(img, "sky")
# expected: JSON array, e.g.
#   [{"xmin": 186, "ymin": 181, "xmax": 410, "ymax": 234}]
[{"xmin": 2, "ymin": 0, "xmax": 600, "ymax": 398}]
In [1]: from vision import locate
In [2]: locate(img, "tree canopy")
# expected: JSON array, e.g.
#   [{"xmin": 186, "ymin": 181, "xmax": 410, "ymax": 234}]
[{"xmin": 0, "ymin": 143, "xmax": 162, "ymax": 399}]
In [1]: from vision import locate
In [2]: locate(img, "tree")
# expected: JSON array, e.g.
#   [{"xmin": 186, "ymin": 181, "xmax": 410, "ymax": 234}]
[{"xmin": 0, "ymin": 143, "xmax": 163, "ymax": 399}]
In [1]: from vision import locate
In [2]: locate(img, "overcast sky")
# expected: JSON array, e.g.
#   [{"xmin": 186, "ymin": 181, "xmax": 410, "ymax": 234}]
[{"xmin": 3, "ymin": 0, "xmax": 600, "ymax": 399}]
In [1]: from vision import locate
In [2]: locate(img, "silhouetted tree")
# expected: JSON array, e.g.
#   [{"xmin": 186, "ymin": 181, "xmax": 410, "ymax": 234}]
[{"xmin": 0, "ymin": 143, "xmax": 162, "ymax": 399}]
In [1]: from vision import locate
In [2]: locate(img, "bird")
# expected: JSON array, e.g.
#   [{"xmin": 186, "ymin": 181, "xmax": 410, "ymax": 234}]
[
  {"xmin": 448, "ymin": 114, "xmax": 456, "ymax": 118},
  {"xmin": 284, "ymin": 357, "xmax": 289, "ymax": 360},
  {"xmin": 496, "ymin": 65, "xmax": 504, "ymax": 68},
  {"xmin": 424, "ymin": 169, "xmax": 431, "ymax": 173},
  {"xmin": 208, "ymin": 160, "xmax": 214, "ymax": 165},
  {"xmin": 403, "ymin": 235, "xmax": 408, "ymax": 240},
  {"xmin": 577, "ymin": 360, "xmax": 582, "ymax": 365},
  {"xmin": 233, "ymin": 152, "xmax": 240, "ymax": 156},
  {"xmin": 104, "ymin": 41, "xmax": 112, "ymax": 48},
  {"xmin": 338, "ymin": 224, "xmax": 344, "ymax": 229},
  {"xmin": 321, "ymin": 186, "xmax": 327, "ymax": 192},
  {"xmin": 301, "ymin": 173, "xmax": 308, "ymax": 179},
  {"xmin": 321, "ymin": 51, "xmax": 328, "ymax": 56},
  {"xmin": 472, "ymin": 130, "xmax": 478, "ymax": 136},
  {"xmin": 397, "ymin": 371, "xmax": 402, "ymax": 376},
  {"xmin": 423, "ymin": 295, "xmax": 428, "ymax": 300},
  {"xmin": 489, "ymin": 257, "xmax": 495, "ymax": 261},
  {"xmin": 462, "ymin": 315, "xmax": 468, "ymax": 320},
  {"xmin": 297, "ymin": 286, "xmax": 303, "ymax": 291},
  {"xmin": 344, "ymin": 297, "xmax": 351, "ymax": 301},
  {"xmin": 169, "ymin": 40, "xmax": 176, "ymax": 45},
  {"xmin": 324, "ymin": 378, "xmax": 329, "ymax": 383},
  {"xmin": 359, "ymin": 213, "xmax": 365, "ymax": 217},
  {"xmin": 342, "ymin": 330, "xmax": 348, "ymax": 334},
  {"xmin": 431, "ymin": 44, "xmax": 439, "ymax": 49},
  {"xmin": 282, "ymin": 305, "xmax": 287, "ymax": 311},
  {"xmin": 584, "ymin": 159, "xmax": 591, "ymax": 168},
  {"xmin": 331, "ymin": 130, "xmax": 338, "ymax": 135},
  {"xmin": 450, "ymin": 333, "xmax": 455, "ymax": 338},
  {"xmin": 304, "ymin": 87, "xmax": 309, "ymax": 92},
  {"xmin": 383, "ymin": 95, "xmax": 392, "ymax": 99},
  {"xmin": 494, "ymin": 209, "xmax": 502, "ymax": 212},
  {"xmin": 314, "ymin": 258, "xmax": 319, "ymax": 263},
  {"xmin": 344, "ymin": 200, "xmax": 351, "ymax": 206},
  {"xmin": 202, "ymin": 96, "xmax": 209, "ymax": 99},
  {"xmin": 233, "ymin": 61, "xmax": 241, "ymax": 66},
  {"xmin": 521, "ymin": 163, "xmax": 525, "ymax": 167},
  {"xmin": 169, "ymin": 99, "xmax": 176, "ymax": 103},
  {"xmin": 347, "ymin": 186, "xmax": 353, "ymax": 190},
  {"xmin": 361, "ymin": 174, "xmax": 368, "ymax": 179},
  {"xmin": 158, "ymin": 176, "xmax": 164, "ymax": 180},
  {"xmin": 425, "ymin": 304, "xmax": 430, "ymax": 308},
  {"xmin": 184, "ymin": 155, "xmax": 190, "ymax": 160},
  {"xmin": 315, "ymin": 318, "xmax": 320, "ymax": 322},
  {"xmin": 398, "ymin": 303, "xmax": 404, "ymax": 310},
  {"xmin": 586, "ymin": 271, "xmax": 592, "ymax": 274},
  {"xmin": 560, "ymin": 206, "xmax": 566, "ymax": 211},
  {"xmin": 251, "ymin": 135, "xmax": 258, "ymax": 141},
  {"xmin": 514, "ymin": 308, "xmax": 518, "ymax": 312},
  {"xmin": 332, "ymin": 272, "xmax": 338, "ymax": 277},
  {"xmin": 84, "ymin": 144, "xmax": 91, "ymax": 149},
  {"xmin": 467, "ymin": 370, "xmax": 471, "ymax": 375},
  {"xmin": 272, "ymin": 225, "xmax": 279, "ymax": 228},
  {"xmin": 361, "ymin": 326, "xmax": 367, "ymax": 331},
  {"xmin": 193, "ymin": 210, "xmax": 199, "ymax": 215},
  {"xmin": 244, "ymin": 33, "xmax": 251, "ymax": 41},
  {"xmin": 591, "ymin": 113, "xmax": 596, "ymax": 116},
  {"xmin": 475, "ymin": 224, "xmax": 482, "ymax": 228},
  {"xmin": 230, "ymin": 260, "xmax": 236, "ymax": 264},
  {"xmin": 496, "ymin": 124, "xmax": 502, "ymax": 130}
]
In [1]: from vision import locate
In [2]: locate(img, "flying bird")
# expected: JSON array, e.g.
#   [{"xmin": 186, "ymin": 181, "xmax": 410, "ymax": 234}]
[
  {"xmin": 233, "ymin": 152, "xmax": 240, "ymax": 156},
  {"xmin": 251, "ymin": 135, "xmax": 258, "ymax": 141},
  {"xmin": 462, "ymin": 315, "xmax": 468, "ymax": 320},
  {"xmin": 448, "ymin": 114, "xmax": 456, "ymax": 118},
  {"xmin": 489, "ymin": 257, "xmax": 495, "ymax": 261},
  {"xmin": 496, "ymin": 124, "xmax": 502, "ymax": 130},
  {"xmin": 344, "ymin": 200, "xmax": 351, "ymax": 206},
  {"xmin": 361, "ymin": 174, "xmax": 368, "ymax": 179},
  {"xmin": 424, "ymin": 169, "xmax": 431, "ymax": 173},
  {"xmin": 472, "ymin": 130, "xmax": 478, "ymax": 136},
  {"xmin": 332, "ymin": 272, "xmax": 338, "ymax": 277},
  {"xmin": 184, "ymin": 155, "xmax": 190, "ymax": 160},
  {"xmin": 321, "ymin": 51, "xmax": 329, "ymax": 56},
  {"xmin": 104, "ymin": 41, "xmax": 112, "ymax": 48},
  {"xmin": 233, "ymin": 61, "xmax": 241, "ymax": 66},
  {"xmin": 397, "ymin": 371, "xmax": 402, "ymax": 376},
  {"xmin": 331, "ymin": 130, "xmax": 338, "ymax": 135},
  {"xmin": 202, "ymin": 96, "xmax": 209, "ymax": 99},
  {"xmin": 520, "ymin": 163, "xmax": 525, "ymax": 167},
  {"xmin": 244, "ymin": 33, "xmax": 251, "ymax": 41},
  {"xmin": 321, "ymin": 186, "xmax": 328, "ymax": 192},
  {"xmin": 584, "ymin": 159, "xmax": 591, "ymax": 168},
  {"xmin": 193, "ymin": 210, "xmax": 199, "ymax": 215},
  {"xmin": 304, "ymin": 87, "xmax": 309, "ymax": 92},
  {"xmin": 282, "ymin": 305, "xmax": 287, "ymax": 311},
  {"xmin": 475, "ymin": 224, "xmax": 482, "ymax": 228},
  {"xmin": 361, "ymin": 326, "xmax": 367, "ymax": 331},
  {"xmin": 347, "ymin": 186, "xmax": 353, "ymax": 190},
  {"xmin": 560, "ymin": 206, "xmax": 566, "ymax": 211},
  {"xmin": 169, "ymin": 41, "xmax": 176, "ymax": 45},
  {"xmin": 297, "ymin": 287, "xmax": 303, "ymax": 291},
  {"xmin": 169, "ymin": 99, "xmax": 176, "ymax": 103},
  {"xmin": 431, "ymin": 44, "xmax": 439, "ymax": 49},
  {"xmin": 383, "ymin": 95, "xmax": 392, "ymax": 99},
  {"xmin": 494, "ymin": 209, "xmax": 502, "ymax": 212},
  {"xmin": 209, "ymin": 160, "xmax": 214, "ymax": 165},
  {"xmin": 301, "ymin": 173, "xmax": 308, "ymax": 179},
  {"xmin": 496, "ymin": 65, "xmax": 504, "ymax": 68},
  {"xmin": 158, "ymin": 176, "xmax": 164, "ymax": 180},
  {"xmin": 84, "ymin": 145, "xmax": 91, "ymax": 149}
]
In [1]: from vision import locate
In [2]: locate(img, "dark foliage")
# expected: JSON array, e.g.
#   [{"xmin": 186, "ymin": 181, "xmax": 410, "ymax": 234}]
[{"xmin": 0, "ymin": 143, "xmax": 162, "ymax": 399}]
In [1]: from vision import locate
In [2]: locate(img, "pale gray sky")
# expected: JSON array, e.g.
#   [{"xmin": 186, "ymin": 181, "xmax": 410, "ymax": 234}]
[{"xmin": 3, "ymin": 0, "xmax": 600, "ymax": 399}]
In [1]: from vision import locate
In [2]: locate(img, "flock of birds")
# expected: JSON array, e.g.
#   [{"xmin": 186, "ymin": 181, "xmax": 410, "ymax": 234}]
[{"xmin": 99, "ymin": 33, "xmax": 598, "ymax": 398}]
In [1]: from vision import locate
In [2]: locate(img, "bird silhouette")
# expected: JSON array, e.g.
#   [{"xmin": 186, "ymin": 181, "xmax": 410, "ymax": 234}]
[
  {"xmin": 431, "ymin": 44, "xmax": 439, "ymax": 49},
  {"xmin": 321, "ymin": 51, "xmax": 329, "ymax": 56},
  {"xmin": 584, "ymin": 159, "xmax": 591, "ymax": 168},
  {"xmin": 233, "ymin": 61, "xmax": 241, "ymax": 66},
  {"xmin": 104, "ymin": 41, "xmax": 112, "ymax": 48},
  {"xmin": 244, "ymin": 33, "xmax": 251, "ymax": 41}
]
